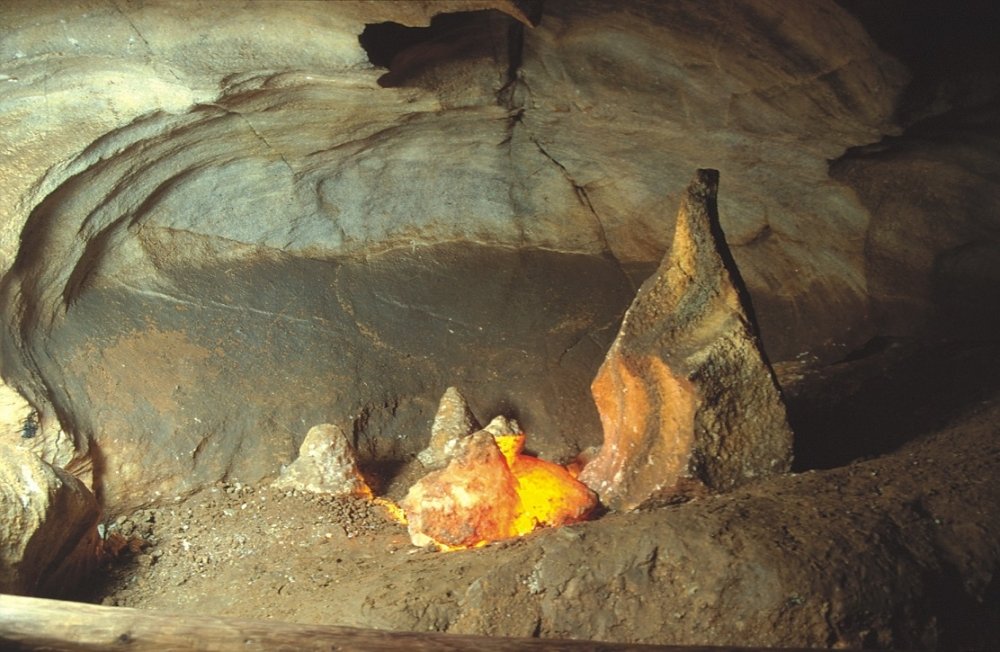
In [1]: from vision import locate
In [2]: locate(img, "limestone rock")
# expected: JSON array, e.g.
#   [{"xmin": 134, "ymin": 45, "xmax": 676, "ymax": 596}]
[
  {"xmin": 417, "ymin": 387, "xmax": 481, "ymax": 468},
  {"xmin": 0, "ymin": 380, "xmax": 83, "ymax": 476},
  {"xmin": 579, "ymin": 170, "xmax": 793, "ymax": 511},
  {"xmin": 482, "ymin": 415, "xmax": 522, "ymax": 438},
  {"xmin": 0, "ymin": 444, "xmax": 100, "ymax": 596},
  {"xmin": 402, "ymin": 431, "xmax": 520, "ymax": 549},
  {"xmin": 271, "ymin": 424, "xmax": 371, "ymax": 497},
  {"xmin": 1, "ymin": 0, "xmax": 977, "ymax": 515},
  {"xmin": 0, "ymin": 381, "xmax": 35, "ymax": 443}
]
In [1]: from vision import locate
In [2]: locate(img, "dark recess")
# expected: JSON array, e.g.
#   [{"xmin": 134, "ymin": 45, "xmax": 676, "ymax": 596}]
[
  {"xmin": 358, "ymin": 11, "xmax": 512, "ymax": 88},
  {"xmin": 837, "ymin": 0, "xmax": 1000, "ymax": 123},
  {"xmin": 787, "ymin": 338, "xmax": 1000, "ymax": 471}
]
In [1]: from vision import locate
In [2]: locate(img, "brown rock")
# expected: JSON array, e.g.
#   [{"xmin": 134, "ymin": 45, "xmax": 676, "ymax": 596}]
[
  {"xmin": 0, "ymin": 1, "xmax": 920, "ymax": 514},
  {"xmin": 417, "ymin": 387, "xmax": 481, "ymax": 468},
  {"xmin": 271, "ymin": 424, "xmax": 371, "ymax": 497},
  {"xmin": 0, "ymin": 444, "xmax": 100, "ymax": 596},
  {"xmin": 578, "ymin": 170, "xmax": 793, "ymax": 511}
]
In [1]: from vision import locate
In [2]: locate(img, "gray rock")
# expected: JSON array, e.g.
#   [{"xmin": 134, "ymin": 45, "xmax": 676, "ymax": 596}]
[
  {"xmin": 417, "ymin": 387, "xmax": 480, "ymax": 468},
  {"xmin": 271, "ymin": 424, "xmax": 370, "ymax": 497},
  {"xmin": 481, "ymin": 415, "xmax": 522, "ymax": 438}
]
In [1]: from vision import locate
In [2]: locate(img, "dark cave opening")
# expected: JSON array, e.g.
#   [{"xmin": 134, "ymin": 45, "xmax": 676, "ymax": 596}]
[{"xmin": 358, "ymin": 11, "xmax": 516, "ymax": 88}]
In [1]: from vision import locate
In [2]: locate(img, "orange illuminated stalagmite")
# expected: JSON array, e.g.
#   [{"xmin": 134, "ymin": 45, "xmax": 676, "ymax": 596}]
[
  {"xmin": 400, "ymin": 429, "xmax": 597, "ymax": 550},
  {"xmin": 577, "ymin": 170, "xmax": 793, "ymax": 511},
  {"xmin": 401, "ymin": 432, "xmax": 519, "ymax": 549}
]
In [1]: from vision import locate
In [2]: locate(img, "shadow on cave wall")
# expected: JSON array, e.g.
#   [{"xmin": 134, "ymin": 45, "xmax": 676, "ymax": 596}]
[
  {"xmin": 787, "ymin": 337, "xmax": 1000, "ymax": 471},
  {"xmin": 358, "ymin": 9, "xmax": 528, "ymax": 89},
  {"xmin": 806, "ymin": 1, "xmax": 1000, "ymax": 471},
  {"xmin": 837, "ymin": 0, "xmax": 1000, "ymax": 125}
]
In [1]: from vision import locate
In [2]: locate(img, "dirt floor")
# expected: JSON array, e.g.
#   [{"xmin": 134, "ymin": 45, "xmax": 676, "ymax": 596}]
[
  {"xmin": 79, "ymin": 339, "xmax": 1000, "ymax": 650},
  {"xmin": 85, "ymin": 484, "xmax": 414, "ymax": 625}
]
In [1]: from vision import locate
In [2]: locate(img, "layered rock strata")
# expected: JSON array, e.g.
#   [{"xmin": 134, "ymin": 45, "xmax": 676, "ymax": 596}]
[{"xmin": 0, "ymin": 0, "xmax": 945, "ymax": 513}]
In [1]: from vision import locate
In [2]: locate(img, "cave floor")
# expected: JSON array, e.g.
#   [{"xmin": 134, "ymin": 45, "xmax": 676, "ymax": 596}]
[{"xmin": 79, "ymin": 339, "xmax": 1000, "ymax": 649}]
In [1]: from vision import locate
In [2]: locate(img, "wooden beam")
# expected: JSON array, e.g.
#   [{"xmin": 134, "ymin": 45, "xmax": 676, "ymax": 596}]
[{"xmin": 0, "ymin": 593, "xmax": 823, "ymax": 652}]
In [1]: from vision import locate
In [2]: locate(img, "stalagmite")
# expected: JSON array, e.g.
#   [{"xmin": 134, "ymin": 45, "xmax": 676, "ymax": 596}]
[
  {"xmin": 271, "ymin": 424, "xmax": 371, "ymax": 497},
  {"xmin": 579, "ymin": 170, "xmax": 793, "ymax": 511},
  {"xmin": 402, "ymin": 413, "xmax": 596, "ymax": 550},
  {"xmin": 417, "ymin": 387, "xmax": 481, "ymax": 469},
  {"xmin": 403, "ymin": 431, "xmax": 520, "ymax": 549}
]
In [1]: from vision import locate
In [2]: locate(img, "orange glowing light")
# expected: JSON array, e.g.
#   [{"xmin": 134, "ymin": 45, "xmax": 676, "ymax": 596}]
[
  {"xmin": 399, "ymin": 430, "xmax": 598, "ymax": 551},
  {"xmin": 374, "ymin": 497, "xmax": 407, "ymax": 524},
  {"xmin": 495, "ymin": 433, "xmax": 597, "ymax": 536}
]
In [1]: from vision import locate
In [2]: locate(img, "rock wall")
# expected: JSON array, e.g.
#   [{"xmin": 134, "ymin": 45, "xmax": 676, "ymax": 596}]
[
  {"xmin": 0, "ymin": 1, "xmax": 996, "ymax": 512},
  {"xmin": 0, "ymin": 444, "xmax": 100, "ymax": 597}
]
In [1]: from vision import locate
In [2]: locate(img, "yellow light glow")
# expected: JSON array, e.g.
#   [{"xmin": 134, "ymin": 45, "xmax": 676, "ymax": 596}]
[
  {"xmin": 374, "ymin": 497, "xmax": 407, "ymax": 525},
  {"xmin": 401, "ymin": 431, "xmax": 597, "ymax": 551}
]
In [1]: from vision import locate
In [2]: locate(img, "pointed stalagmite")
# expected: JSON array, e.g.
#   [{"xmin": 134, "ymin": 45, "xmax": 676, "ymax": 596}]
[
  {"xmin": 403, "ymin": 431, "xmax": 520, "ymax": 549},
  {"xmin": 578, "ymin": 169, "xmax": 793, "ymax": 511},
  {"xmin": 271, "ymin": 424, "xmax": 371, "ymax": 497},
  {"xmin": 417, "ymin": 387, "xmax": 481, "ymax": 468}
]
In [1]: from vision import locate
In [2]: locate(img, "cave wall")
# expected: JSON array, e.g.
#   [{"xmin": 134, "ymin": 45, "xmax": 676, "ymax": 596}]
[{"xmin": 0, "ymin": 0, "xmax": 997, "ymax": 512}]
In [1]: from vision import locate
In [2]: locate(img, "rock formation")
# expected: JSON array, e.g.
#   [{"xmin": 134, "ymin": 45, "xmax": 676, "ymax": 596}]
[
  {"xmin": 402, "ymin": 423, "xmax": 597, "ymax": 549},
  {"xmin": 417, "ymin": 387, "xmax": 481, "ymax": 468},
  {"xmin": 579, "ymin": 170, "xmax": 793, "ymax": 511},
  {"xmin": 0, "ymin": 445, "xmax": 100, "ymax": 596},
  {"xmin": 271, "ymin": 424, "xmax": 371, "ymax": 497},
  {"xmin": 0, "ymin": 381, "xmax": 35, "ymax": 445},
  {"xmin": 0, "ymin": 381, "xmax": 82, "ymax": 479},
  {"xmin": 482, "ymin": 415, "xmax": 522, "ymax": 438},
  {"xmin": 0, "ymin": 1, "xmax": 995, "ymax": 517},
  {"xmin": 403, "ymin": 431, "xmax": 520, "ymax": 549}
]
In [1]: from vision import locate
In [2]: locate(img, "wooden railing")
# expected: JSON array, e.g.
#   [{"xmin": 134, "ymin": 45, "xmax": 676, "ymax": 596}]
[{"xmin": 0, "ymin": 593, "xmax": 828, "ymax": 651}]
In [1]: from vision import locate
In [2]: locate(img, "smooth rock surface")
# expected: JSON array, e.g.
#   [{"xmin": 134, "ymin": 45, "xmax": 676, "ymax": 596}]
[
  {"xmin": 831, "ymin": 104, "xmax": 1000, "ymax": 343},
  {"xmin": 580, "ymin": 171, "xmax": 792, "ymax": 510},
  {"xmin": 0, "ymin": 445, "xmax": 100, "ymax": 597}
]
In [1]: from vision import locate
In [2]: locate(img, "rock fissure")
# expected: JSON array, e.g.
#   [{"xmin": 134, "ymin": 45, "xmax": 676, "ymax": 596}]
[
  {"xmin": 526, "ymin": 136, "xmax": 629, "ymax": 283},
  {"xmin": 369, "ymin": 290, "xmax": 477, "ymax": 332},
  {"xmin": 234, "ymin": 113, "xmax": 295, "ymax": 177},
  {"xmin": 108, "ymin": 2, "xmax": 158, "ymax": 64},
  {"xmin": 497, "ymin": 12, "xmax": 527, "ymax": 111}
]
